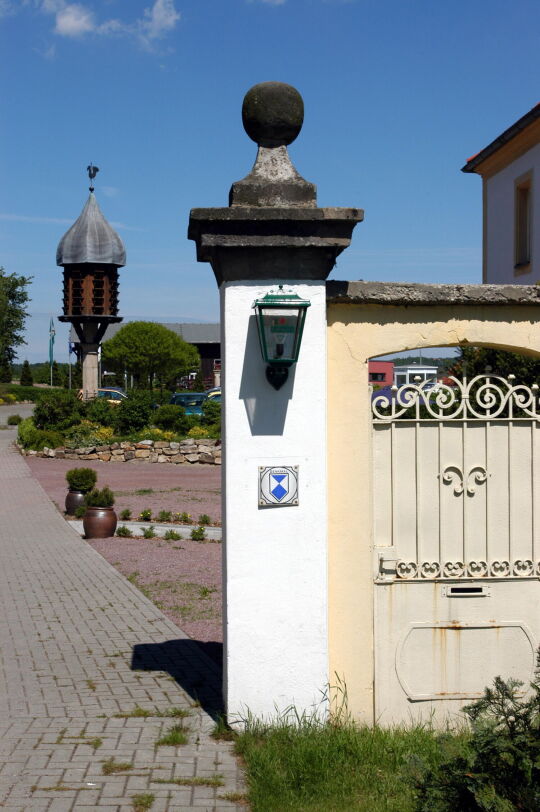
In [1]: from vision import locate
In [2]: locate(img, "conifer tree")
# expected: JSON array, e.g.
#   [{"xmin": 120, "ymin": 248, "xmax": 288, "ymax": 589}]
[{"xmin": 19, "ymin": 360, "xmax": 33, "ymax": 386}]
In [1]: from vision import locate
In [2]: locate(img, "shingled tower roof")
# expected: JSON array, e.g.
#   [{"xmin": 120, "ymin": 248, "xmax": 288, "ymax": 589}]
[{"xmin": 56, "ymin": 192, "xmax": 126, "ymax": 267}]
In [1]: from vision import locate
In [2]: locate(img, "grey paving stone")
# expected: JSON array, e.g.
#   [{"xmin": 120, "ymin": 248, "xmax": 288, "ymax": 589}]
[{"xmin": 0, "ymin": 434, "xmax": 246, "ymax": 810}]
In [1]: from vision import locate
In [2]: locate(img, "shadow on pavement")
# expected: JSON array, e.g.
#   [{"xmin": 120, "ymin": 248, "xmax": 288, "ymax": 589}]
[{"xmin": 131, "ymin": 638, "xmax": 223, "ymax": 718}]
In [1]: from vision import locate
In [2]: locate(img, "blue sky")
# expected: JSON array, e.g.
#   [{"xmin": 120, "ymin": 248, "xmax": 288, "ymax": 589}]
[{"xmin": 1, "ymin": 0, "xmax": 539, "ymax": 362}]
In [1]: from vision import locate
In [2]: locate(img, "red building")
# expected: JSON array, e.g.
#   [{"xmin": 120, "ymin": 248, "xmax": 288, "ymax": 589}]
[{"xmin": 368, "ymin": 360, "xmax": 394, "ymax": 385}]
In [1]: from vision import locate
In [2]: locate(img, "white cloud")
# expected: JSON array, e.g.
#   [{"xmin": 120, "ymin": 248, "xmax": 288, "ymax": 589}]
[
  {"xmin": 141, "ymin": 0, "xmax": 180, "ymax": 40},
  {"xmin": 28, "ymin": 0, "xmax": 181, "ymax": 47},
  {"xmin": 54, "ymin": 3, "xmax": 95, "ymax": 36}
]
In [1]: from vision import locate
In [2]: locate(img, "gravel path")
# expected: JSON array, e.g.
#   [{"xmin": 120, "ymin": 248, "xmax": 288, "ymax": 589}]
[{"xmin": 26, "ymin": 456, "xmax": 222, "ymax": 525}]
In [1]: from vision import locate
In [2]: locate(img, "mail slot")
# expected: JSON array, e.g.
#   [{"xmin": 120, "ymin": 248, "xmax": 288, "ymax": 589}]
[{"xmin": 442, "ymin": 584, "xmax": 490, "ymax": 597}]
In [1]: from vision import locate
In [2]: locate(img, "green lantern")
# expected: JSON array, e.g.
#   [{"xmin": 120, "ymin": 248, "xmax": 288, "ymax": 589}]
[{"xmin": 253, "ymin": 286, "xmax": 311, "ymax": 390}]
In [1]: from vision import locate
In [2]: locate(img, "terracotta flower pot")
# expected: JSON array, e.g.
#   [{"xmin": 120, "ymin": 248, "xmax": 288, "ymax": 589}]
[
  {"xmin": 65, "ymin": 489, "xmax": 86, "ymax": 515},
  {"xmin": 83, "ymin": 506, "xmax": 117, "ymax": 539}
]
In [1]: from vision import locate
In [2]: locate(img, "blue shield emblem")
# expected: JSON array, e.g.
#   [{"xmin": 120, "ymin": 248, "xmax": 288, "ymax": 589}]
[{"xmin": 270, "ymin": 472, "xmax": 289, "ymax": 502}]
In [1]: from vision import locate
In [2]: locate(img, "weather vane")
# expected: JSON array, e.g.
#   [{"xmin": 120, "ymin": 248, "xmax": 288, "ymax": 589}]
[{"xmin": 87, "ymin": 163, "xmax": 99, "ymax": 192}]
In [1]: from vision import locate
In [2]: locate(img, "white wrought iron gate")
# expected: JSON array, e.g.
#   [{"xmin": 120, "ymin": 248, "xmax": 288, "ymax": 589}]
[{"xmin": 372, "ymin": 375, "xmax": 540, "ymax": 724}]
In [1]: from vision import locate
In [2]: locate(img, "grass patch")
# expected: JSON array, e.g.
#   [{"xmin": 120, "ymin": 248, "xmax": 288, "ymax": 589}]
[
  {"xmin": 234, "ymin": 715, "xmax": 465, "ymax": 812},
  {"xmin": 85, "ymin": 679, "xmax": 96, "ymax": 691},
  {"xmin": 102, "ymin": 757, "xmax": 134, "ymax": 775},
  {"xmin": 131, "ymin": 793, "xmax": 155, "ymax": 811},
  {"xmin": 114, "ymin": 705, "xmax": 191, "ymax": 719},
  {"xmin": 152, "ymin": 775, "xmax": 224, "ymax": 787},
  {"xmin": 218, "ymin": 792, "xmax": 249, "ymax": 804},
  {"xmin": 155, "ymin": 723, "xmax": 189, "ymax": 747},
  {"xmin": 88, "ymin": 737, "xmax": 103, "ymax": 752},
  {"xmin": 211, "ymin": 715, "xmax": 236, "ymax": 742}
]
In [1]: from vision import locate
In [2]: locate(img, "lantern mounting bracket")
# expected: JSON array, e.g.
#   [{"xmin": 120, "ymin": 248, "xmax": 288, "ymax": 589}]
[{"xmin": 266, "ymin": 363, "xmax": 290, "ymax": 390}]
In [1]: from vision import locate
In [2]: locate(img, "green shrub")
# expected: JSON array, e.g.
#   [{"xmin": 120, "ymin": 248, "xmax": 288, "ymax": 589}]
[
  {"xmin": 198, "ymin": 514, "xmax": 211, "ymax": 526},
  {"xmin": 119, "ymin": 508, "xmax": 132, "ymax": 521},
  {"xmin": 164, "ymin": 529, "xmax": 182, "ymax": 541},
  {"xmin": 6, "ymin": 385, "xmax": 60, "ymax": 403},
  {"xmin": 153, "ymin": 404, "xmax": 190, "ymax": 434},
  {"xmin": 139, "ymin": 509, "xmax": 152, "ymax": 521},
  {"xmin": 65, "ymin": 467, "xmax": 97, "ymax": 492},
  {"xmin": 417, "ymin": 658, "xmax": 540, "ymax": 811},
  {"xmin": 17, "ymin": 417, "xmax": 64, "ymax": 450},
  {"xmin": 201, "ymin": 398, "xmax": 221, "ymax": 427},
  {"xmin": 175, "ymin": 512, "xmax": 192, "ymax": 524},
  {"xmin": 116, "ymin": 525, "xmax": 133, "ymax": 538},
  {"xmin": 84, "ymin": 397, "xmax": 116, "ymax": 426},
  {"xmin": 190, "ymin": 526, "xmax": 206, "ymax": 541},
  {"xmin": 7, "ymin": 414, "xmax": 22, "ymax": 425},
  {"xmin": 2, "ymin": 393, "xmax": 16, "ymax": 404},
  {"xmin": 113, "ymin": 391, "xmax": 153, "ymax": 434},
  {"xmin": 157, "ymin": 510, "xmax": 172, "ymax": 522},
  {"xmin": 142, "ymin": 525, "xmax": 156, "ymax": 539},
  {"xmin": 63, "ymin": 421, "xmax": 114, "ymax": 448},
  {"xmin": 74, "ymin": 505, "xmax": 86, "ymax": 519},
  {"xmin": 33, "ymin": 390, "xmax": 81, "ymax": 430},
  {"xmin": 85, "ymin": 486, "xmax": 115, "ymax": 508}
]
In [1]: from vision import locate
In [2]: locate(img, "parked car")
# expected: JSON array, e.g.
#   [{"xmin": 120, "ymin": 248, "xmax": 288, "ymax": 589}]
[
  {"xmin": 205, "ymin": 387, "xmax": 221, "ymax": 403},
  {"xmin": 169, "ymin": 392, "xmax": 206, "ymax": 416},
  {"xmin": 96, "ymin": 388, "xmax": 127, "ymax": 405}
]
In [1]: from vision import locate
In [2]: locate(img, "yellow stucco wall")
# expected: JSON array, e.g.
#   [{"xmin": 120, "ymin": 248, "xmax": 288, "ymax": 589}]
[{"xmin": 327, "ymin": 302, "xmax": 540, "ymax": 722}]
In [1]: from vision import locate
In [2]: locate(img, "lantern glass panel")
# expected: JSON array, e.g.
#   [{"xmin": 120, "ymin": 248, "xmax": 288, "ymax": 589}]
[{"xmin": 260, "ymin": 307, "xmax": 304, "ymax": 364}]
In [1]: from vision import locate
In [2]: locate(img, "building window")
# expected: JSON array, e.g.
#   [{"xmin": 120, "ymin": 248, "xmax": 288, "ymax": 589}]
[
  {"xmin": 515, "ymin": 174, "xmax": 532, "ymax": 269},
  {"xmin": 369, "ymin": 372, "xmax": 385, "ymax": 382}
]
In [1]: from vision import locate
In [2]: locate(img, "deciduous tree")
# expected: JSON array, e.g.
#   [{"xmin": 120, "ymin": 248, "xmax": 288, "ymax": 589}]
[
  {"xmin": 102, "ymin": 322, "xmax": 199, "ymax": 390},
  {"xmin": 0, "ymin": 267, "xmax": 32, "ymax": 378}
]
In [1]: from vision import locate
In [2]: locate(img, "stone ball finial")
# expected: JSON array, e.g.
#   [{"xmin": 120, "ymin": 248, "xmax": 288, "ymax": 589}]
[{"xmin": 242, "ymin": 82, "xmax": 304, "ymax": 148}]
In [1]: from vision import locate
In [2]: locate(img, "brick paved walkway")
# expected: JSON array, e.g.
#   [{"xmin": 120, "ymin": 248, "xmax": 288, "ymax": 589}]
[{"xmin": 0, "ymin": 431, "xmax": 245, "ymax": 811}]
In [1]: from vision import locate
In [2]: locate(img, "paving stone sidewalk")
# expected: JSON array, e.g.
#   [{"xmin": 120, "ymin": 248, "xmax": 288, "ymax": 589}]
[{"xmin": 0, "ymin": 431, "xmax": 245, "ymax": 811}]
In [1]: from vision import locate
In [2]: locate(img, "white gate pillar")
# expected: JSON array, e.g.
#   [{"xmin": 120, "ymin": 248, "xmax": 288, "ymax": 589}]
[{"xmin": 189, "ymin": 82, "xmax": 362, "ymax": 721}]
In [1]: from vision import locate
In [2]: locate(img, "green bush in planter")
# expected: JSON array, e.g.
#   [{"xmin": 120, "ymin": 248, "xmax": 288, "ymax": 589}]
[
  {"xmin": 65, "ymin": 467, "xmax": 97, "ymax": 493},
  {"xmin": 85, "ymin": 486, "xmax": 115, "ymax": 508}
]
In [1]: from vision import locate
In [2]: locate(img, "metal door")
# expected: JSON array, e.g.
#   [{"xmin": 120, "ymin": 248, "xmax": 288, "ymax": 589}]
[{"xmin": 372, "ymin": 376, "xmax": 540, "ymax": 723}]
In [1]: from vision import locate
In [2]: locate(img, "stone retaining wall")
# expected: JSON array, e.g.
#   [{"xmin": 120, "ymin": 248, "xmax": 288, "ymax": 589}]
[{"xmin": 19, "ymin": 438, "xmax": 221, "ymax": 465}]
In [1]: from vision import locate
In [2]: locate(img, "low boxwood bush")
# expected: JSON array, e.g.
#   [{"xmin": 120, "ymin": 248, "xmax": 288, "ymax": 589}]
[
  {"xmin": 7, "ymin": 414, "xmax": 22, "ymax": 425},
  {"xmin": 66, "ymin": 467, "xmax": 97, "ymax": 493}
]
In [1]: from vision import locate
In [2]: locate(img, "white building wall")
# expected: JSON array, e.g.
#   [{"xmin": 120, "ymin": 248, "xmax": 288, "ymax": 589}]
[
  {"xmin": 221, "ymin": 279, "xmax": 328, "ymax": 723},
  {"xmin": 485, "ymin": 143, "xmax": 540, "ymax": 283}
]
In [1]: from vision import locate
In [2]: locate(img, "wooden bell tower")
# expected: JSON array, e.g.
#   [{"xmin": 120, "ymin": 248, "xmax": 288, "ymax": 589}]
[{"xmin": 57, "ymin": 166, "xmax": 125, "ymax": 399}]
